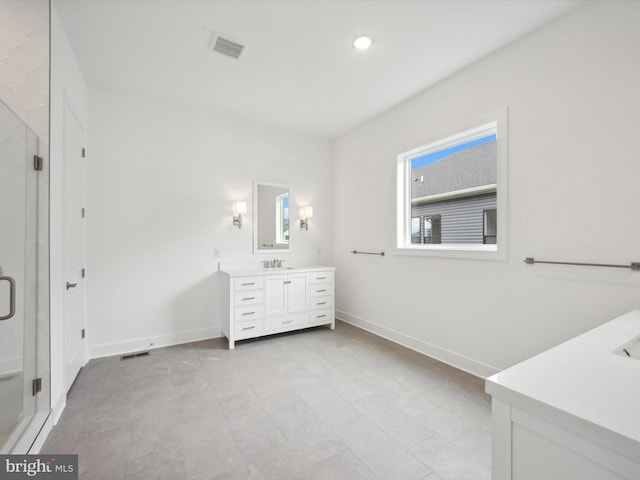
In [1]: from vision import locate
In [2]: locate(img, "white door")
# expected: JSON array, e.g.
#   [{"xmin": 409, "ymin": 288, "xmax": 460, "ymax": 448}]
[
  {"xmin": 264, "ymin": 275, "xmax": 287, "ymax": 316},
  {"xmin": 287, "ymin": 274, "xmax": 308, "ymax": 313},
  {"xmin": 63, "ymin": 102, "xmax": 85, "ymax": 393}
]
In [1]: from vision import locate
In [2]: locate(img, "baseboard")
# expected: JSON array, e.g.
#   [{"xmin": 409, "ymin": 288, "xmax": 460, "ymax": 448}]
[
  {"xmin": 335, "ymin": 310, "xmax": 500, "ymax": 378},
  {"xmin": 28, "ymin": 413, "xmax": 53, "ymax": 454},
  {"xmin": 51, "ymin": 391, "xmax": 66, "ymax": 425},
  {"xmin": 9, "ymin": 411, "xmax": 51, "ymax": 454},
  {"xmin": 89, "ymin": 326, "xmax": 223, "ymax": 360}
]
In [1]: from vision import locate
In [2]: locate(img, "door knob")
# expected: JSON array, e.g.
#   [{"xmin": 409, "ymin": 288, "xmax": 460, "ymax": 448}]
[{"xmin": 66, "ymin": 282, "xmax": 78, "ymax": 290}]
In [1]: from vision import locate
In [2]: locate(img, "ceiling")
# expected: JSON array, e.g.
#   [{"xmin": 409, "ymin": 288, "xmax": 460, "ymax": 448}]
[{"xmin": 54, "ymin": 0, "xmax": 581, "ymax": 139}]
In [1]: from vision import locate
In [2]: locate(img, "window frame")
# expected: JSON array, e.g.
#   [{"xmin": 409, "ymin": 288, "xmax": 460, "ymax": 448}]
[
  {"xmin": 395, "ymin": 110, "xmax": 507, "ymax": 260},
  {"xmin": 275, "ymin": 192, "xmax": 289, "ymax": 246}
]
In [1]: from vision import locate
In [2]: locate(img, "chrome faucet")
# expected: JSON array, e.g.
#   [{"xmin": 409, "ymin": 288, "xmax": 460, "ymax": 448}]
[{"xmin": 263, "ymin": 259, "xmax": 285, "ymax": 268}]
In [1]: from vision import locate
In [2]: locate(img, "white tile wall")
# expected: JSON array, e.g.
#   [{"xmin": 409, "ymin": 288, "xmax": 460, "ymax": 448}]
[{"xmin": 0, "ymin": 0, "xmax": 49, "ymax": 140}]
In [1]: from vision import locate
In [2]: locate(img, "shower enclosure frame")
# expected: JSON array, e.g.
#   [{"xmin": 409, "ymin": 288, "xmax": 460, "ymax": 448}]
[{"xmin": 0, "ymin": 98, "xmax": 51, "ymax": 454}]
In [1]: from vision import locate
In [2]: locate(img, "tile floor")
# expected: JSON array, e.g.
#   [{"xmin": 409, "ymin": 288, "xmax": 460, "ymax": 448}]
[{"xmin": 42, "ymin": 321, "xmax": 492, "ymax": 480}]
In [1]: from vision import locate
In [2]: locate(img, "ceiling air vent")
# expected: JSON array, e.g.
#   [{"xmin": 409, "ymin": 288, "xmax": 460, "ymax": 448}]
[{"xmin": 209, "ymin": 32, "xmax": 244, "ymax": 59}]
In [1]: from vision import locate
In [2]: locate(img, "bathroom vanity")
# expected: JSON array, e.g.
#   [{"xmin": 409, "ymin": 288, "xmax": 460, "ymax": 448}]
[
  {"xmin": 486, "ymin": 310, "xmax": 640, "ymax": 480},
  {"xmin": 221, "ymin": 266, "xmax": 335, "ymax": 349}
]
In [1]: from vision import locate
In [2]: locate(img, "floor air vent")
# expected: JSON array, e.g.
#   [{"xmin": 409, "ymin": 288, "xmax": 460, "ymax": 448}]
[
  {"xmin": 209, "ymin": 32, "xmax": 244, "ymax": 59},
  {"xmin": 121, "ymin": 351, "xmax": 150, "ymax": 361}
]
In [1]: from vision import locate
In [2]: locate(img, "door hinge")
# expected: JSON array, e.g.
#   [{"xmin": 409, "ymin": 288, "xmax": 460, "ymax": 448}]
[
  {"xmin": 82, "ymin": 328, "xmax": 85, "ymax": 339},
  {"xmin": 82, "ymin": 268, "xmax": 85, "ymax": 278},
  {"xmin": 82, "ymin": 148, "xmax": 86, "ymax": 158},
  {"xmin": 33, "ymin": 155, "xmax": 43, "ymax": 171},
  {"xmin": 81, "ymin": 208, "xmax": 85, "ymax": 218},
  {"xmin": 32, "ymin": 378, "xmax": 42, "ymax": 396}
]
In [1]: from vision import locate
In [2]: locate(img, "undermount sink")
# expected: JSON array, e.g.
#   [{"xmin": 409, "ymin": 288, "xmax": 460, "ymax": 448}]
[{"xmin": 614, "ymin": 334, "xmax": 640, "ymax": 359}]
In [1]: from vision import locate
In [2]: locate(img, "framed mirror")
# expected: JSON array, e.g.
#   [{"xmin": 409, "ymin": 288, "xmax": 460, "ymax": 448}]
[{"xmin": 253, "ymin": 181, "xmax": 291, "ymax": 253}]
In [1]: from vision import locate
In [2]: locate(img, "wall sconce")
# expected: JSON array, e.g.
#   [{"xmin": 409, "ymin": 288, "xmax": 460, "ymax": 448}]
[
  {"xmin": 233, "ymin": 200, "xmax": 247, "ymax": 229},
  {"xmin": 299, "ymin": 206, "xmax": 313, "ymax": 230}
]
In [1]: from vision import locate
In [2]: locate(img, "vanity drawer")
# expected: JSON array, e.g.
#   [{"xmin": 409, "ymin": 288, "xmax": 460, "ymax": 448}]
[
  {"xmin": 234, "ymin": 290, "xmax": 264, "ymax": 306},
  {"xmin": 235, "ymin": 305, "xmax": 264, "ymax": 322},
  {"xmin": 265, "ymin": 313, "xmax": 308, "ymax": 332},
  {"xmin": 309, "ymin": 309, "xmax": 333, "ymax": 325},
  {"xmin": 310, "ymin": 309, "xmax": 333, "ymax": 325},
  {"xmin": 310, "ymin": 296, "xmax": 333, "ymax": 310},
  {"xmin": 310, "ymin": 284, "xmax": 332, "ymax": 297},
  {"xmin": 235, "ymin": 320, "xmax": 264, "ymax": 339},
  {"xmin": 309, "ymin": 272, "xmax": 333, "ymax": 284},
  {"xmin": 234, "ymin": 276, "xmax": 264, "ymax": 291}
]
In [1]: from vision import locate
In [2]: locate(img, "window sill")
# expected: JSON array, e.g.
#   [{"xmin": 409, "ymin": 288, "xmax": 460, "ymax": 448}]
[{"xmin": 394, "ymin": 244, "xmax": 506, "ymax": 261}]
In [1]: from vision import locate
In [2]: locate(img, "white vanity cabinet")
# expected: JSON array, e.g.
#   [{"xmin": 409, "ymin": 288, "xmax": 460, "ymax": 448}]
[
  {"xmin": 264, "ymin": 273, "xmax": 308, "ymax": 316},
  {"xmin": 264, "ymin": 272, "xmax": 310, "ymax": 333},
  {"xmin": 221, "ymin": 267, "xmax": 335, "ymax": 349},
  {"xmin": 228, "ymin": 275, "xmax": 266, "ymax": 343},
  {"xmin": 308, "ymin": 271, "xmax": 334, "ymax": 326}
]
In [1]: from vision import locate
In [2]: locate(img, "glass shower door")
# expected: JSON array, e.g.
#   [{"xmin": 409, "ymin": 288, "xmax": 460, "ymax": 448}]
[{"xmin": 0, "ymin": 99, "xmax": 44, "ymax": 452}]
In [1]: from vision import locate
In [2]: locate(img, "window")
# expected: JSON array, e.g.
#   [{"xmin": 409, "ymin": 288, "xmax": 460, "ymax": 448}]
[
  {"xmin": 411, "ymin": 215, "xmax": 442, "ymax": 244},
  {"xmin": 483, "ymin": 209, "xmax": 497, "ymax": 245},
  {"xmin": 275, "ymin": 193, "xmax": 289, "ymax": 245},
  {"xmin": 396, "ymin": 112, "xmax": 507, "ymax": 259},
  {"xmin": 423, "ymin": 215, "xmax": 441, "ymax": 244}
]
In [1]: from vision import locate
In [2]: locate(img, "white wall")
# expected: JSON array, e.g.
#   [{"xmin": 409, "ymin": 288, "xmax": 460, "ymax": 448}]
[
  {"xmin": 50, "ymin": 3, "xmax": 88, "ymax": 420},
  {"xmin": 86, "ymin": 88, "xmax": 333, "ymax": 358},
  {"xmin": 333, "ymin": 1, "xmax": 640, "ymax": 376}
]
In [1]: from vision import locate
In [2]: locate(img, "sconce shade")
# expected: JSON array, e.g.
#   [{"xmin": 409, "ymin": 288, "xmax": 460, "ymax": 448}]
[
  {"xmin": 300, "ymin": 206, "xmax": 313, "ymax": 219},
  {"xmin": 303, "ymin": 206, "xmax": 313, "ymax": 219},
  {"xmin": 234, "ymin": 200, "xmax": 247, "ymax": 215}
]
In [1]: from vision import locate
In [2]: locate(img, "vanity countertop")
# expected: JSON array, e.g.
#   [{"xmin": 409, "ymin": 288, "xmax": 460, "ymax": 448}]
[
  {"xmin": 221, "ymin": 265, "xmax": 335, "ymax": 277},
  {"xmin": 486, "ymin": 309, "xmax": 640, "ymax": 452}
]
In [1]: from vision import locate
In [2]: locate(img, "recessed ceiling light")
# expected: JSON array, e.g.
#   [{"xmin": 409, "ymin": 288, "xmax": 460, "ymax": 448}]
[{"xmin": 353, "ymin": 35, "xmax": 372, "ymax": 50}]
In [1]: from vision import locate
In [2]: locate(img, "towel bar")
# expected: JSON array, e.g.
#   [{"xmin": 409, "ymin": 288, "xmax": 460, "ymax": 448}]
[
  {"xmin": 351, "ymin": 250, "xmax": 385, "ymax": 256},
  {"xmin": 524, "ymin": 257, "xmax": 640, "ymax": 270}
]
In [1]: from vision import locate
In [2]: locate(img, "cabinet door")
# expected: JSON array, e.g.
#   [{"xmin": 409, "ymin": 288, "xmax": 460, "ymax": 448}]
[
  {"xmin": 287, "ymin": 273, "xmax": 308, "ymax": 313},
  {"xmin": 264, "ymin": 275, "xmax": 287, "ymax": 316}
]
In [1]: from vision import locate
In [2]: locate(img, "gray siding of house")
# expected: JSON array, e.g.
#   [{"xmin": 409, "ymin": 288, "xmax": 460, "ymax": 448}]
[{"xmin": 412, "ymin": 193, "xmax": 496, "ymax": 244}]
